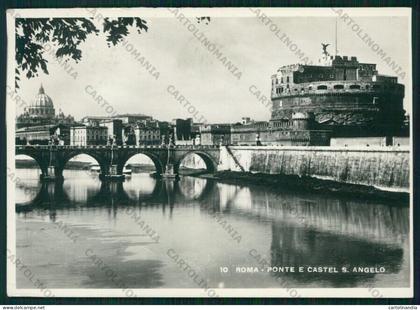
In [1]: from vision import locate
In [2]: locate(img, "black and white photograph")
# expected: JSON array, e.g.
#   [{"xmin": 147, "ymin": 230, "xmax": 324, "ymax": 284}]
[{"xmin": 5, "ymin": 7, "xmax": 413, "ymax": 298}]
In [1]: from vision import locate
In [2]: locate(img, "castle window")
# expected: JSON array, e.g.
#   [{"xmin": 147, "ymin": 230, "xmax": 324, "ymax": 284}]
[
  {"xmin": 286, "ymin": 76, "xmax": 290, "ymax": 83},
  {"xmin": 317, "ymin": 85, "xmax": 327, "ymax": 90},
  {"xmin": 281, "ymin": 77, "xmax": 283, "ymax": 83},
  {"xmin": 333, "ymin": 84, "xmax": 344, "ymax": 90},
  {"xmin": 349, "ymin": 84, "xmax": 361, "ymax": 90}
]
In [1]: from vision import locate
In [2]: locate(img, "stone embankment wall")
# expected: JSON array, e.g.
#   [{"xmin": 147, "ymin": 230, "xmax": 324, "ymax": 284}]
[{"xmin": 218, "ymin": 146, "xmax": 410, "ymax": 192}]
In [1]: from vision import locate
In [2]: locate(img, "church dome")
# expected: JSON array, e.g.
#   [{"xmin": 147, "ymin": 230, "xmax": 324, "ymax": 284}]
[
  {"xmin": 32, "ymin": 85, "xmax": 54, "ymax": 108},
  {"xmin": 26, "ymin": 85, "xmax": 55, "ymax": 118}
]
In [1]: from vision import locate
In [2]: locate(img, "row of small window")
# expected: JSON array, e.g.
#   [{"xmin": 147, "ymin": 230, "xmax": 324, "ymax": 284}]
[
  {"xmin": 273, "ymin": 73, "xmax": 337, "ymax": 85},
  {"xmin": 272, "ymin": 122, "xmax": 291, "ymax": 128},
  {"xmin": 275, "ymin": 84, "xmax": 384, "ymax": 94},
  {"xmin": 139, "ymin": 135, "xmax": 160, "ymax": 138},
  {"xmin": 73, "ymin": 130, "xmax": 107, "ymax": 134},
  {"xmin": 73, "ymin": 136, "xmax": 106, "ymax": 140},
  {"xmin": 233, "ymin": 132, "xmax": 296, "ymax": 138}
]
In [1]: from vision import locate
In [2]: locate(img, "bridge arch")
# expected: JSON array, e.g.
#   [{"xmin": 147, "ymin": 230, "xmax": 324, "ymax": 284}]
[
  {"xmin": 57, "ymin": 150, "xmax": 108, "ymax": 177},
  {"xmin": 117, "ymin": 151, "xmax": 164, "ymax": 175},
  {"xmin": 175, "ymin": 151, "xmax": 218, "ymax": 174},
  {"xmin": 15, "ymin": 152, "xmax": 48, "ymax": 177}
]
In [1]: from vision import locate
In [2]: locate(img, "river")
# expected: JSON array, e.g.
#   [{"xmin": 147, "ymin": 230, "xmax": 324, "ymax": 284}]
[{"xmin": 14, "ymin": 168, "xmax": 410, "ymax": 290}]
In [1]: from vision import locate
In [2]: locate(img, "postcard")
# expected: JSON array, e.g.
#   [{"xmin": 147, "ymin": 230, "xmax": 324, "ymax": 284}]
[{"xmin": 6, "ymin": 7, "xmax": 413, "ymax": 298}]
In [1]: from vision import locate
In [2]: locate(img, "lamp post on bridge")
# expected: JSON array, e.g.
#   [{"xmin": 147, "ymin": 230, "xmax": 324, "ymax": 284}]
[
  {"xmin": 40, "ymin": 138, "xmax": 63, "ymax": 182},
  {"xmin": 100, "ymin": 136, "xmax": 126, "ymax": 182},
  {"xmin": 161, "ymin": 133, "xmax": 178, "ymax": 179}
]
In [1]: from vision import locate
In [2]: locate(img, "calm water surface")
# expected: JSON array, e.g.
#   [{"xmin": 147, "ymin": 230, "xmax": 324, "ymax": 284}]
[{"xmin": 15, "ymin": 168, "xmax": 410, "ymax": 289}]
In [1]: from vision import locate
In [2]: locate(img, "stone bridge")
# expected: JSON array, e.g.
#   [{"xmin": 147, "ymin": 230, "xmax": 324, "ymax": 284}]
[{"xmin": 15, "ymin": 145, "xmax": 221, "ymax": 181}]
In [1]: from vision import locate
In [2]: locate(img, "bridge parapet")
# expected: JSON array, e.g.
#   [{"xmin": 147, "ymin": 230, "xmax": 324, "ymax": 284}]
[{"xmin": 16, "ymin": 145, "xmax": 220, "ymax": 150}]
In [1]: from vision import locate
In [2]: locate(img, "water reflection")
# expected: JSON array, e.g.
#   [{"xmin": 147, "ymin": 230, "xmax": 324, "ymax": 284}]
[
  {"xmin": 16, "ymin": 170, "xmax": 217, "ymax": 212},
  {"xmin": 269, "ymin": 222, "xmax": 404, "ymax": 287},
  {"xmin": 216, "ymin": 186, "xmax": 408, "ymax": 244},
  {"xmin": 15, "ymin": 169, "xmax": 409, "ymax": 288}
]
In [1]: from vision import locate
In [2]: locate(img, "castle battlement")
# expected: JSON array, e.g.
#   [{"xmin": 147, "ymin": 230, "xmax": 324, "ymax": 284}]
[{"xmin": 272, "ymin": 80, "xmax": 404, "ymax": 99}]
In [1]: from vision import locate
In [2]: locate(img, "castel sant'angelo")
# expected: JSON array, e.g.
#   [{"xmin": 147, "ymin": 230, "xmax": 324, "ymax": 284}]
[{"xmin": 270, "ymin": 44, "xmax": 406, "ymax": 138}]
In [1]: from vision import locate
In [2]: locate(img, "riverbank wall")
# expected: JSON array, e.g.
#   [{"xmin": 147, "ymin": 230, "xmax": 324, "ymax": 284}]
[{"xmin": 217, "ymin": 146, "xmax": 410, "ymax": 192}]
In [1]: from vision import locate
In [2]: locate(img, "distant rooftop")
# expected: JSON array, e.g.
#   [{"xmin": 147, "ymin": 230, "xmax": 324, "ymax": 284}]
[
  {"xmin": 113, "ymin": 113, "xmax": 151, "ymax": 117},
  {"xmin": 81, "ymin": 116, "xmax": 112, "ymax": 120},
  {"xmin": 15, "ymin": 124, "xmax": 66, "ymax": 132}
]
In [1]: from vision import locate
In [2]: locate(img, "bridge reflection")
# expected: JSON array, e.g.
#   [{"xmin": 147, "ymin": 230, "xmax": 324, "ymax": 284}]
[
  {"xmin": 16, "ymin": 175, "xmax": 217, "ymax": 214},
  {"xmin": 15, "ymin": 173, "xmax": 408, "ymax": 287}
]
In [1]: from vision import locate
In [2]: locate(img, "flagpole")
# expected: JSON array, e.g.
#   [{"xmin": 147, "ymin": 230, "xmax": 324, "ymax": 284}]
[{"xmin": 335, "ymin": 17, "xmax": 338, "ymax": 56}]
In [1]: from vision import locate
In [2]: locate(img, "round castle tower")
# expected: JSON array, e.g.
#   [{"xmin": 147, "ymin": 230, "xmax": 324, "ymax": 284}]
[{"xmin": 270, "ymin": 47, "xmax": 405, "ymax": 137}]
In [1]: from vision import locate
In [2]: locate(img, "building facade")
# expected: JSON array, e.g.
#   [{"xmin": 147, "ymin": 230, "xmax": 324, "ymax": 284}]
[
  {"xmin": 70, "ymin": 125, "xmax": 108, "ymax": 146},
  {"xmin": 158, "ymin": 121, "xmax": 174, "ymax": 145},
  {"xmin": 231, "ymin": 114, "xmax": 331, "ymax": 146},
  {"xmin": 134, "ymin": 120, "xmax": 161, "ymax": 145},
  {"xmin": 200, "ymin": 124, "xmax": 231, "ymax": 145},
  {"xmin": 100, "ymin": 119, "xmax": 124, "ymax": 145},
  {"xmin": 113, "ymin": 114, "xmax": 152, "ymax": 124},
  {"xmin": 173, "ymin": 118, "xmax": 193, "ymax": 142},
  {"xmin": 16, "ymin": 124, "xmax": 70, "ymax": 145},
  {"xmin": 80, "ymin": 116, "xmax": 111, "ymax": 126}
]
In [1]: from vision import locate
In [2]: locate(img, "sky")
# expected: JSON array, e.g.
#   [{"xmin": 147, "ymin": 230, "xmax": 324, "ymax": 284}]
[{"xmin": 14, "ymin": 12, "xmax": 411, "ymax": 123}]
